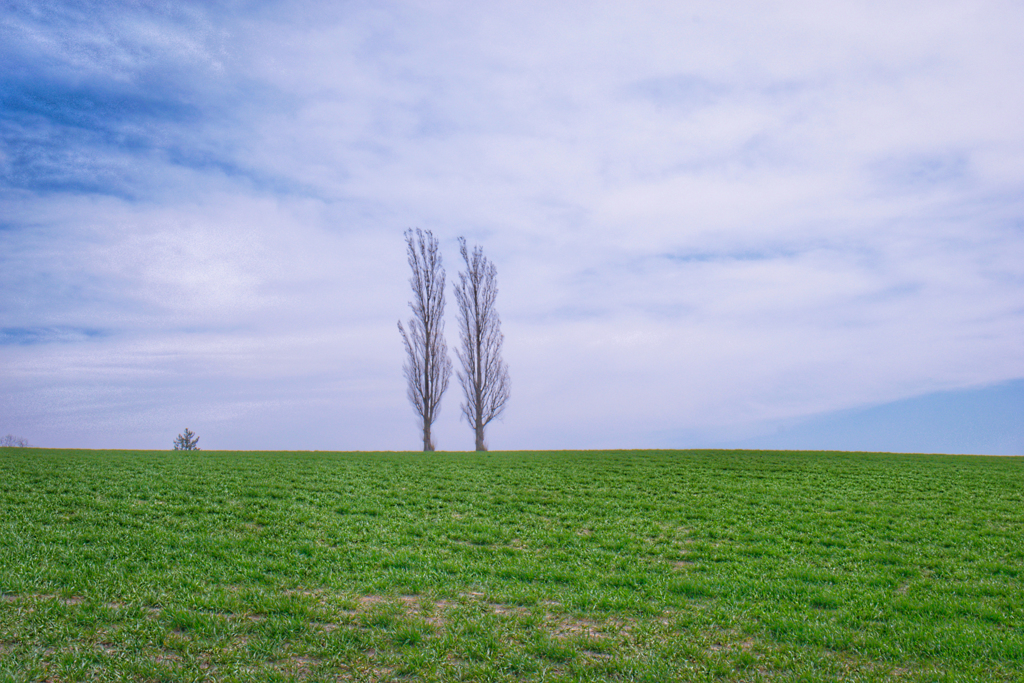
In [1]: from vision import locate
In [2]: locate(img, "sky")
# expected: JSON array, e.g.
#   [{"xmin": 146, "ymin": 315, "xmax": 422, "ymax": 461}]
[{"xmin": 1, "ymin": 1, "xmax": 1022, "ymax": 454}]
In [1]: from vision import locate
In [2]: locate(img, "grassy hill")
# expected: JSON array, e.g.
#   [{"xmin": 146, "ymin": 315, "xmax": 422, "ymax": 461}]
[{"xmin": 0, "ymin": 449, "xmax": 1021, "ymax": 681}]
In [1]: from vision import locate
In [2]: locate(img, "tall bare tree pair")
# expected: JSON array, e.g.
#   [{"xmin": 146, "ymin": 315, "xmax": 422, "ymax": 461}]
[{"xmin": 398, "ymin": 229, "xmax": 510, "ymax": 451}]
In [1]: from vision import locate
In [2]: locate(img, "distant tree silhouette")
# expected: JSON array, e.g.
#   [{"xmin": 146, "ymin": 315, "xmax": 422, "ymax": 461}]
[
  {"xmin": 173, "ymin": 428, "xmax": 200, "ymax": 451},
  {"xmin": 0, "ymin": 434, "xmax": 29, "ymax": 448},
  {"xmin": 398, "ymin": 229, "xmax": 452, "ymax": 451},
  {"xmin": 453, "ymin": 237, "xmax": 510, "ymax": 451}
]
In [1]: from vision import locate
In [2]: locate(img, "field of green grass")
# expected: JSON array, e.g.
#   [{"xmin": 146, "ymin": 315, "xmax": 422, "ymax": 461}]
[{"xmin": 0, "ymin": 449, "xmax": 1021, "ymax": 682}]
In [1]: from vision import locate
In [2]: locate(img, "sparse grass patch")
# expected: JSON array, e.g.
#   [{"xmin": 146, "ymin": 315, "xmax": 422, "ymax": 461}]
[{"xmin": 0, "ymin": 447, "xmax": 1021, "ymax": 681}]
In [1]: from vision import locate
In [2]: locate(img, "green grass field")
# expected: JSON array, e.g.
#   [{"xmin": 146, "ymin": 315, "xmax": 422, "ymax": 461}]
[{"xmin": 0, "ymin": 449, "xmax": 1021, "ymax": 682}]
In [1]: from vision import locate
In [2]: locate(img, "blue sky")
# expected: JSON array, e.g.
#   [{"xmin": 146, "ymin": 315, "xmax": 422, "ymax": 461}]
[{"xmin": 2, "ymin": 1, "xmax": 1022, "ymax": 454}]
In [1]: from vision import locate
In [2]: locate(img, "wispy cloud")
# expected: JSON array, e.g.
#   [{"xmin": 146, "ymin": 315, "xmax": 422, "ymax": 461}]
[{"xmin": 0, "ymin": 326, "xmax": 107, "ymax": 345}]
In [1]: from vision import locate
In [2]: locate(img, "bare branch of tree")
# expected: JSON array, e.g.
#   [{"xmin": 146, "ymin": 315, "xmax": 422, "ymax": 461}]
[
  {"xmin": 454, "ymin": 237, "xmax": 510, "ymax": 451},
  {"xmin": 0, "ymin": 434, "xmax": 30, "ymax": 448},
  {"xmin": 398, "ymin": 228, "xmax": 452, "ymax": 451}
]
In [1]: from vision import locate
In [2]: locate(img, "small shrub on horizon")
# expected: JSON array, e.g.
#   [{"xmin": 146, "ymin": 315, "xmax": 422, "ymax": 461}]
[{"xmin": 173, "ymin": 428, "xmax": 201, "ymax": 451}]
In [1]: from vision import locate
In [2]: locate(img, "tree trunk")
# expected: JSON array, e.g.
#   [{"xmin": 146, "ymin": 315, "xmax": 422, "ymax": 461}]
[
  {"xmin": 423, "ymin": 420, "xmax": 434, "ymax": 452},
  {"xmin": 475, "ymin": 420, "xmax": 485, "ymax": 451}
]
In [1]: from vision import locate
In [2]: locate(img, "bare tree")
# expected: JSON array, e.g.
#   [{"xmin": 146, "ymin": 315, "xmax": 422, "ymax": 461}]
[
  {"xmin": 0, "ymin": 434, "xmax": 30, "ymax": 448},
  {"xmin": 398, "ymin": 228, "xmax": 452, "ymax": 451},
  {"xmin": 454, "ymin": 237, "xmax": 510, "ymax": 451},
  {"xmin": 173, "ymin": 428, "xmax": 200, "ymax": 451}
]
